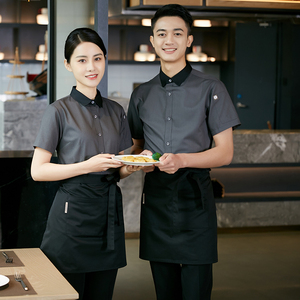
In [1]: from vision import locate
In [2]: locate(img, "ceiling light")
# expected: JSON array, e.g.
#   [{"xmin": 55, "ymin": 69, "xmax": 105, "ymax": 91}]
[{"xmin": 193, "ymin": 20, "xmax": 211, "ymax": 27}]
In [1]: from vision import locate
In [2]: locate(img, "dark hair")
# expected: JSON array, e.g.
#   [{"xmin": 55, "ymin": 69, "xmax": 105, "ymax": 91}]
[
  {"xmin": 151, "ymin": 4, "xmax": 193, "ymax": 35},
  {"xmin": 64, "ymin": 27, "xmax": 107, "ymax": 63}
]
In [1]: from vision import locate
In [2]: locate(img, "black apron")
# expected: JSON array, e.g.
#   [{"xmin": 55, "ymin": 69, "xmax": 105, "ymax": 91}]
[
  {"xmin": 41, "ymin": 173, "xmax": 126, "ymax": 273},
  {"xmin": 140, "ymin": 168, "xmax": 218, "ymax": 265}
]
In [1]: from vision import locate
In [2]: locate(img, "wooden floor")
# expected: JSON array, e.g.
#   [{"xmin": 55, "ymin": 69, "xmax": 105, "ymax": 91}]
[{"xmin": 113, "ymin": 230, "xmax": 300, "ymax": 300}]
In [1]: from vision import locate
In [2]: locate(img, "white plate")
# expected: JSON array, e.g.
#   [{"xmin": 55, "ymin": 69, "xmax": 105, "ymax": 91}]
[
  {"xmin": 0, "ymin": 274, "xmax": 9, "ymax": 288},
  {"xmin": 113, "ymin": 155, "xmax": 160, "ymax": 166}
]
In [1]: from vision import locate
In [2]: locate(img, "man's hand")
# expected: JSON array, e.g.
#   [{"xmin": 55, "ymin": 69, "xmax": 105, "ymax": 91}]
[{"xmin": 157, "ymin": 153, "xmax": 183, "ymax": 174}]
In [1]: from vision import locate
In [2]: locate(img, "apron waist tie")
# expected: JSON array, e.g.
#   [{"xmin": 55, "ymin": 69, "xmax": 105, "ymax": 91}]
[
  {"xmin": 102, "ymin": 173, "xmax": 120, "ymax": 251},
  {"xmin": 168, "ymin": 169, "xmax": 210, "ymax": 233}
]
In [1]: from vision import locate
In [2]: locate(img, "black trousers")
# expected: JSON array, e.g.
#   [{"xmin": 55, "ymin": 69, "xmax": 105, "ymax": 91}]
[
  {"xmin": 62, "ymin": 269, "xmax": 118, "ymax": 300},
  {"xmin": 150, "ymin": 261, "xmax": 213, "ymax": 300}
]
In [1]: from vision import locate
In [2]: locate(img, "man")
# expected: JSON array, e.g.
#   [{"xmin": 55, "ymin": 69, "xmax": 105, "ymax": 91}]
[{"xmin": 127, "ymin": 4, "xmax": 240, "ymax": 300}]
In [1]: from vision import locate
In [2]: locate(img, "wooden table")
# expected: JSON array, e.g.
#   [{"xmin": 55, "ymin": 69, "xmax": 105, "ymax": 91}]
[{"xmin": 0, "ymin": 248, "xmax": 78, "ymax": 299}]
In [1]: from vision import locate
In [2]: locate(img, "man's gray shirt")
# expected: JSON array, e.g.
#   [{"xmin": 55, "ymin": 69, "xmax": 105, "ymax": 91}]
[{"xmin": 128, "ymin": 64, "xmax": 240, "ymax": 155}]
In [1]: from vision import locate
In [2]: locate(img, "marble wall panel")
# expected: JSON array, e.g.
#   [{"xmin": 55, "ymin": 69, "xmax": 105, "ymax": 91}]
[
  {"xmin": 1, "ymin": 99, "xmax": 47, "ymax": 150},
  {"xmin": 216, "ymin": 201, "xmax": 300, "ymax": 227},
  {"xmin": 232, "ymin": 130, "xmax": 300, "ymax": 164}
]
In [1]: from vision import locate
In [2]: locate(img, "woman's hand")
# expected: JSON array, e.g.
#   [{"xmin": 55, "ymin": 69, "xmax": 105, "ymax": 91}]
[
  {"xmin": 31, "ymin": 148, "xmax": 123, "ymax": 182},
  {"xmin": 86, "ymin": 154, "xmax": 122, "ymax": 173}
]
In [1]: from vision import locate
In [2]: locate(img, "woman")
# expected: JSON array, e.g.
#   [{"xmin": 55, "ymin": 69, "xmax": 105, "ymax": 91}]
[{"xmin": 31, "ymin": 27, "xmax": 140, "ymax": 300}]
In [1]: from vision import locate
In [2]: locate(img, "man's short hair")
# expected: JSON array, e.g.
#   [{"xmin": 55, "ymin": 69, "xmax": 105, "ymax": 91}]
[{"xmin": 151, "ymin": 4, "xmax": 193, "ymax": 35}]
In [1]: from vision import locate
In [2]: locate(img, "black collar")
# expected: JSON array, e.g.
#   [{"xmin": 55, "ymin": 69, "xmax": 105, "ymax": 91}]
[
  {"xmin": 160, "ymin": 62, "xmax": 192, "ymax": 87},
  {"xmin": 70, "ymin": 86, "xmax": 103, "ymax": 107}
]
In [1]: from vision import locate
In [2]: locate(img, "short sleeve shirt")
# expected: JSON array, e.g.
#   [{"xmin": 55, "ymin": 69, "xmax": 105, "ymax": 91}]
[
  {"xmin": 128, "ymin": 63, "xmax": 240, "ymax": 154},
  {"xmin": 34, "ymin": 87, "xmax": 132, "ymax": 173}
]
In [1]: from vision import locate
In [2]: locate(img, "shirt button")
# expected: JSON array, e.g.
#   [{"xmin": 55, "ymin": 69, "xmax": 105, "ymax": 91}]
[
  {"xmin": 169, "ymin": 79, "xmax": 172, "ymax": 83},
  {"xmin": 166, "ymin": 142, "xmax": 170, "ymax": 146},
  {"xmin": 94, "ymin": 115, "xmax": 97, "ymax": 119},
  {"xmin": 91, "ymin": 100, "xmax": 95, "ymax": 104},
  {"xmin": 98, "ymin": 133, "xmax": 102, "ymax": 137},
  {"xmin": 167, "ymin": 117, "xmax": 171, "ymax": 121},
  {"xmin": 168, "ymin": 92, "xmax": 171, "ymax": 96}
]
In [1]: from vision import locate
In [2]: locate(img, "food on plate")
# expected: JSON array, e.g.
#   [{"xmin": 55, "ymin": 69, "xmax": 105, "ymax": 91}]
[
  {"xmin": 121, "ymin": 156, "xmax": 157, "ymax": 163},
  {"xmin": 152, "ymin": 152, "xmax": 162, "ymax": 160}
]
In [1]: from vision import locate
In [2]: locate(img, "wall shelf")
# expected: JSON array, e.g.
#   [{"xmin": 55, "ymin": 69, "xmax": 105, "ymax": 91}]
[
  {"xmin": 0, "ymin": 0, "xmax": 48, "ymax": 62},
  {"xmin": 107, "ymin": 60, "xmax": 221, "ymax": 65},
  {"xmin": 0, "ymin": 23, "xmax": 47, "ymax": 27},
  {"xmin": 0, "ymin": 60, "xmax": 45, "ymax": 64},
  {"xmin": 108, "ymin": 24, "xmax": 231, "ymax": 62}
]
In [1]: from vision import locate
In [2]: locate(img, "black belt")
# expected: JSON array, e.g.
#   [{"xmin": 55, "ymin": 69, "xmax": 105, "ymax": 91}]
[{"xmin": 61, "ymin": 172, "xmax": 120, "ymax": 251}]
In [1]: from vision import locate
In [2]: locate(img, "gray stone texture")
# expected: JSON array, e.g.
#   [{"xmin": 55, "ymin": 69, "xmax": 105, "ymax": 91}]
[{"xmin": 0, "ymin": 99, "xmax": 47, "ymax": 150}]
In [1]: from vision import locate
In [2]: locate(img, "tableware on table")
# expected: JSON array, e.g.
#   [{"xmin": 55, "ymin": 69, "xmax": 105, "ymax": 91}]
[
  {"xmin": 0, "ymin": 274, "xmax": 10, "ymax": 290},
  {"xmin": 113, "ymin": 155, "xmax": 160, "ymax": 166},
  {"xmin": 2, "ymin": 251, "xmax": 13, "ymax": 263},
  {"xmin": 14, "ymin": 271, "xmax": 28, "ymax": 291}
]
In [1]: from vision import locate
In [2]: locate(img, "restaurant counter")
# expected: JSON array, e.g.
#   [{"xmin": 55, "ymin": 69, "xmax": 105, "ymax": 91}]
[
  {"xmin": 0, "ymin": 150, "xmax": 33, "ymax": 158},
  {"xmin": 0, "ymin": 99, "xmax": 47, "ymax": 151},
  {"xmin": 0, "ymin": 151, "xmax": 59, "ymax": 249},
  {"xmin": 120, "ymin": 129, "xmax": 300, "ymax": 233},
  {"xmin": 1, "ymin": 129, "xmax": 300, "ymax": 249}
]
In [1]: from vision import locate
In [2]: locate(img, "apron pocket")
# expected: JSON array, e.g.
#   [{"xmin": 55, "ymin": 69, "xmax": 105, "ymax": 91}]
[{"xmin": 65, "ymin": 196, "xmax": 108, "ymax": 237}]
